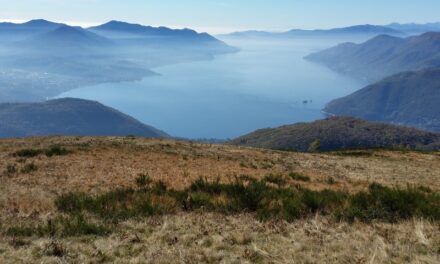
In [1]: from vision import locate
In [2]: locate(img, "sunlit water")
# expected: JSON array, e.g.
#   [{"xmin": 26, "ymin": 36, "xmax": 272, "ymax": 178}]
[{"xmin": 58, "ymin": 37, "xmax": 365, "ymax": 139}]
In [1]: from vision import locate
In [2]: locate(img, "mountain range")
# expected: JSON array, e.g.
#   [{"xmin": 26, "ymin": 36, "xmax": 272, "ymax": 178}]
[
  {"xmin": 305, "ymin": 32, "xmax": 440, "ymax": 82},
  {"xmin": 220, "ymin": 24, "xmax": 405, "ymax": 39},
  {"xmin": 0, "ymin": 98, "xmax": 168, "ymax": 138},
  {"xmin": 0, "ymin": 19, "xmax": 236, "ymax": 102},
  {"xmin": 387, "ymin": 22, "xmax": 440, "ymax": 35},
  {"xmin": 324, "ymin": 68, "xmax": 440, "ymax": 132},
  {"xmin": 220, "ymin": 22, "xmax": 440, "ymax": 39},
  {"xmin": 230, "ymin": 116, "xmax": 440, "ymax": 152}
]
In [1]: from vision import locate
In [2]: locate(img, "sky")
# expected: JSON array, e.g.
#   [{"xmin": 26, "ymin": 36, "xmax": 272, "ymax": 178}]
[{"xmin": 0, "ymin": 0, "xmax": 439, "ymax": 34}]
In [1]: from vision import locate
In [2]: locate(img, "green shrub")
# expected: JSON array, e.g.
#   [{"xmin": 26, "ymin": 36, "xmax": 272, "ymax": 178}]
[
  {"xmin": 53, "ymin": 176, "xmax": 440, "ymax": 224},
  {"xmin": 6, "ymin": 226, "xmax": 36, "ymax": 237},
  {"xmin": 44, "ymin": 145, "xmax": 71, "ymax": 157},
  {"xmin": 14, "ymin": 149, "xmax": 42, "ymax": 158},
  {"xmin": 326, "ymin": 177, "xmax": 336, "ymax": 185},
  {"xmin": 13, "ymin": 146, "xmax": 71, "ymax": 158},
  {"xmin": 5, "ymin": 214, "xmax": 110, "ymax": 238},
  {"xmin": 344, "ymin": 183, "xmax": 440, "ymax": 222},
  {"xmin": 21, "ymin": 163, "xmax": 38, "ymax": 174},
  {"xmin": 135, "ymin": 173, "xmax": 152, "ymax": 189},
  {"xmin": 5, "ymin": 164, "xmax": 17, "ymax": 175},
  {"xmin": 263, "ymin": 174, "xmax": 287, "ymax": 187},
  {"xmin": 289, "ymin": 172, "xmax": 310, "ymax": 182}
]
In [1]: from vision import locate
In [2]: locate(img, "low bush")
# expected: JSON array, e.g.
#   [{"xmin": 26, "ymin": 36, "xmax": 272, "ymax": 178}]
[
  {"xmin": 342, "ymin": 183, "xmax": 440, "ymax": 222},
  {"xmin": 5, "ymin": 164, "xmax": 17, "ymax": 175},
  {"xmin": 14, "ymin": 149, "xmax": 42, "ymax": 158},
  {"xmin": 54, "ymin": 176, "xmax": 440, "ymax": 224},
  {"xmin": 288, "ymin": 172, "xmax": 310, "ymax": 182},
  {"xmin": 21, "ymin": 163, "xmax": 38, "ymax": 174},
  {"xmin": 13, "ymin": 145, "xmax": 71, "ymax": 158},
  {"xmin": 5, "ymin": 214, "xmax": 110, "ymax": 238}
]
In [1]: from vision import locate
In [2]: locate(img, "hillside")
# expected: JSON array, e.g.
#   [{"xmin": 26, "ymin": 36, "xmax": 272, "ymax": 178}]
[
  {"xmin": 0, "ymin": 137, "xmax": 439, "ymax": 263},
  {"xmin": 0, "ymin": 98, "xmax": 168, "ymax": 138},
  {"xmin": 229, "ymin": 117, "xmax": 440, "ymax": 152},
  {"xmin": 324, "ymin": 68, "xmax": 440, "ymax": 131},
  {"xmin": 305, "ymin": 32, "xmax": 440, "ymax": 82}
]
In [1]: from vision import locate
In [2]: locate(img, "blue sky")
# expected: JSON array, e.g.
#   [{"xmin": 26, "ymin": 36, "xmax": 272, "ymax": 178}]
[{"xmin": 0, "ymin": 0, "xmax": 439, "ymax": 33}]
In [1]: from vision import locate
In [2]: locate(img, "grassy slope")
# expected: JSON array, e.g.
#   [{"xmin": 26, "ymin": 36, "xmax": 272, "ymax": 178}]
[{"xmin": 0, "ymin": 137, "xmax": 439, "ymax": 263}]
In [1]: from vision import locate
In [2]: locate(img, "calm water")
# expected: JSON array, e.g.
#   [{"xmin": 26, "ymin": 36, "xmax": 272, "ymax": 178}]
[{"xmin": 59, "ymin": 37, "xmax": 364, "ymax": 139}]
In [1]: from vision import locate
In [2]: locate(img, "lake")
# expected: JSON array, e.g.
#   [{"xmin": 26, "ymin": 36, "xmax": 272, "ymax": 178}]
[{"xmin": 58, "ymin": 37, "xmax": 365, "ymax": 139}]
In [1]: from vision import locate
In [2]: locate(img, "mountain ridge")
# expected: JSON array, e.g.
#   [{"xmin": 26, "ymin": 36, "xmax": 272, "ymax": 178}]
[
  {"xmin": 220, "ymin": 24, "xmax": 404, "ymax": 39},
  {"xmin": 305, "ymin": 32, "xmax": 440, "ymax": 82}
]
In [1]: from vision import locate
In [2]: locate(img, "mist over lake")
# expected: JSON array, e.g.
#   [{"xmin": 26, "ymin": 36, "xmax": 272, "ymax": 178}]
[{"xmin": 59, "ymin": 37, "xmax": 365, "ymax": 139}]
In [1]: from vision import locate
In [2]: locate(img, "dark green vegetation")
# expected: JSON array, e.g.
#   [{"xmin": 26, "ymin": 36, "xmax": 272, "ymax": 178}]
[
  {"xmin": 288, "ymin": 172, "xmax": 311, "ymax": 182},
  {"xmin": 0, "ymin": 98, "xmax": 169, "ymax": 138},
  {"xmin": 5, "ymin": 214, "xmax": 110, "ymax": 238},
  {"xmin": 4, "ymin": 174, "xmax": 440, "ymax": 238},
  {"xmin": 57, "ymin": 176, "xmax": 440, "ymax": 222},
  {"xmin": 325, "ymin": 68, "xmax": 440, "ymax": 132},
  {"xmin": 229, "ymin": 117, "xmax": 440, "ymax": 152},
  {"xmin": 20, "ymin": 162, "xmax": 38, "ymax": 174},
  {"xmin": 13, "ymin": 145, "xmax": 71, "ymax": 158},
  {"xmin": 306, "ymin": 32, "xmax": 440, "ymax": 82}
]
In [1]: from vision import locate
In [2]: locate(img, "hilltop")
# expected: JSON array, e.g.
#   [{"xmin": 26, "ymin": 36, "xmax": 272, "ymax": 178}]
[
  {"xmin": 229, "ymin": 117, "xmax": 440, "ymax": 152},
  {"xmin": 0, "ymin": 137, "xmax": 439, "ymax": 263},
  {"xmin": 0, "ymin": 98, "xmax": 168, "ymax": 138}
]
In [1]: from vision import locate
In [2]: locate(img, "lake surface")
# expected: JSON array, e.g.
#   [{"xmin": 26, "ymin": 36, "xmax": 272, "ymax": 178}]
[{"xmin": 59, "ymin": 37, "xmax": 364, "ymax": 139}]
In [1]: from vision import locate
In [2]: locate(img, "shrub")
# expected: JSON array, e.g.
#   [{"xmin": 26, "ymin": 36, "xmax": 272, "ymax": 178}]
[
  {"xmin": 326, "ymin": 177, "xmax": 336, "ymax": 185},
  {"xmin": 135, "ymin": 173, "xmax": 152, "ymax": 189},
  {"xmin": 44, "ymin": 145, "xmax": 70, "ymax": 157},
  {"xmin": 6, "ymin": 226, "xmax": 36, "ymax": 237},
  {"xmin": 14, "ymin": 149, "xmax": 42, "ymax": 158},
  {"xmin": 21, "ymin": 163, "xmax": 38, "ymax": 174},
  {"xmin": 13, "ymin": 146, "xmax": 71, "ymax": 158},
  {"xmin": 5, "ymin": 214, "xmax": 110, "ymax": 238},
  {"xmin": 289, "ymin": 172, "xmax": 310, "ymax": 182},
  {"xmin": 344, "ymin": 183, "xmax": 440, "ymax": 222},
  {"xmin": 5, "ymin": 164, "xmax": 17, "ymax": 175},
  {"xmin": 53, "ymin": 176, "xmax": 440, "ymax": 224},
  {"xmin": 263, "ymin": 174, "xmax": 287, "ymax": 187}
]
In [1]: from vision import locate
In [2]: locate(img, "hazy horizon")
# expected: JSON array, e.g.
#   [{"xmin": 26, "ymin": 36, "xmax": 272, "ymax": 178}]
[{"xmin": 1, "ymin": 0, "xmax": 440, "ymax": 34}]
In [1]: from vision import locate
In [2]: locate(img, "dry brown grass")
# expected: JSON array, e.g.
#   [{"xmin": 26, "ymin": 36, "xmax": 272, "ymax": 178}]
[{"xmin": 0, "ymin": 137, "xmax": 439, "ymax": 263}]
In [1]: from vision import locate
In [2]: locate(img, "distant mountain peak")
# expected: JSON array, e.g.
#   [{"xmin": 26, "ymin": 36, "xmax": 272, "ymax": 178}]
[
  {"xmin": 22, "ymin": 19, "xmax": 64, "ymax": 28},
  {"xmin": 23, "ymin": 19, "xmax": 53, "ymax": 25},
  {"xmin": 26, "ymin": 25, "xmax": 113, "ymax": 48}
]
